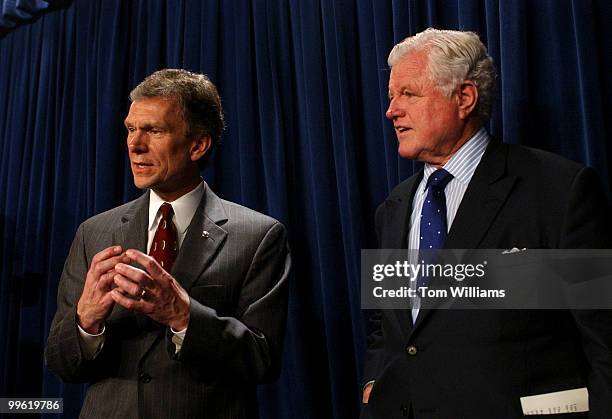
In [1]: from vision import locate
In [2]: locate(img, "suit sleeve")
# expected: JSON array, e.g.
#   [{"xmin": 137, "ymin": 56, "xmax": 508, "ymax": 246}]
[
  {"xmin": 169, "ymin": 221, "xmax": 290, "ymax": 383},
  {"xmin": 361, "ymin": 204, "xmax": 387, "ymax": 390},
  {"xmin": 44, "ymin": 223, "xmax": 117, "ymax": 383},
  {"xmin": 562, "ymin": 167, "xmax": 612, "ymax": 417}
]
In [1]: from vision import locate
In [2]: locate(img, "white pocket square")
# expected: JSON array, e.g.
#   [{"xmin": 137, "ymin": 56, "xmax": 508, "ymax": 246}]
[
  {"xmin": 520, "ymin": 387, "xmax": 588, "ymax": 415},
  {"xmin": 502, "ymin": 247, "xmax": 527, "ymax": 254}
]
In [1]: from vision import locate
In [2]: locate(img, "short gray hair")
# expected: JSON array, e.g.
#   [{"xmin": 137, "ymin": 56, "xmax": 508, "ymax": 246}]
[
  {"xmin": 388, "ymin": 28, "xmax": 496, "ymax": 121},
  {"xmin": 130, "ymin": 69, "xmax": 225, "ymax": 148}
]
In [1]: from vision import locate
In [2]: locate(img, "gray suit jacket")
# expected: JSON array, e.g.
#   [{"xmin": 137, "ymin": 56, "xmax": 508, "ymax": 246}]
[{"xmin": 45, "ymin": 183, "xmax": 291, "ymax": 419}]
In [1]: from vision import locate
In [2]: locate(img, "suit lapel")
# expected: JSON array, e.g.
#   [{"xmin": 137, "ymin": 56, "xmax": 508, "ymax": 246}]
[
  {"xmin": 171, "ymin": 183, "xmax": 228, "ymax": 292},
  {"xmin": 445, "ymin": 141, "xmax": 517, "ymax": 249},
  {"xmin": 113, "ymin": 193, "xmax": 149, "ymax": 252},
  {"xmin": 381, "ymin": 172, "xmax": 422, "ymax": 249},
  {"xmin": 380, "ymin": 173, "xmax": 422, "ymax": 336},
  {"xmin": 410, "ymin": 141, "xmax": 518, "ymax": 336},
  {"xmin": 109, "ymin": 193, "xmax": 156, "ymax": 346}
]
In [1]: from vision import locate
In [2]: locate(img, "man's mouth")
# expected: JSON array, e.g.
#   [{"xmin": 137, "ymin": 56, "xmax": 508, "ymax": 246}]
[
  {"xmin": 395, "ymin": 127, "xmax": 410, "ymax": 133},
  {"xmin": 132, "ymin": 162, "xmax": 153, "ymax": 169}
]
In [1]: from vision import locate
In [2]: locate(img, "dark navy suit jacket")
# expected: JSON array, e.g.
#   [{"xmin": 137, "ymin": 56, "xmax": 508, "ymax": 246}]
[{"xmin": 362, "ymin": 140, "xmax": 612, "ymax": 419}]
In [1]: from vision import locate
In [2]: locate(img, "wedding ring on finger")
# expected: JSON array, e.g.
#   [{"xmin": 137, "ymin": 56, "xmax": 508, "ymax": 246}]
[{"xmin": 139, "ymin": 288, "xmax": 147, "ymax": 300}]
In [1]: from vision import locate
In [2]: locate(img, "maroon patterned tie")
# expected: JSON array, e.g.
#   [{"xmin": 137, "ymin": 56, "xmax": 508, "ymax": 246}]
[{"xmin": 149, "ymin": 202, "xmax": 178, "ymax": 271}]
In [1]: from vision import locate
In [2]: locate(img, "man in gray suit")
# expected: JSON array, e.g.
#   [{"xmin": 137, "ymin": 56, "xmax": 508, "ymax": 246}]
[{"xmin": 45, "ymin": 69, "xmax": 291, "ymax": 419}]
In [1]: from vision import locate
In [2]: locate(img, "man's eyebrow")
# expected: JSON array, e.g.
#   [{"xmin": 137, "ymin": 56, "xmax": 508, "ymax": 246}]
[
  {"xmin": 123, "ymin": 121, "xmax": 158, "ymax": 128},
  {"xmin": 388, "ymin": 84, "xmax": 409, "ymax": 96}
]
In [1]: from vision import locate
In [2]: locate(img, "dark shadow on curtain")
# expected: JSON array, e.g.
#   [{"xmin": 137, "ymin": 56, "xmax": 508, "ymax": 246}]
[{"xmin": 0, "ymin": 0, "xmax": 73, "ymax": 38}]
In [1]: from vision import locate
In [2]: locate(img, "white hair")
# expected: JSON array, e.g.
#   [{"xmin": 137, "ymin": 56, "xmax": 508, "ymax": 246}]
[{"xmin": 388, "ymin": 28, "xmax": 496, "ymax": 121}]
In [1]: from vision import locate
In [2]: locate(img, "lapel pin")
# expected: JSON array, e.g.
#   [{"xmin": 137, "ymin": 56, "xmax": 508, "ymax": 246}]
[{"xmin": 202, "ymin": 230, "xmax": 210, "ymax": 239}]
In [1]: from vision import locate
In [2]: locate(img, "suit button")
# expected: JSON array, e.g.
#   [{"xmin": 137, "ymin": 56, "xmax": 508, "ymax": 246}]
[
  {"xmin": 406, "ymin": 345, "xmax": 417, "ymax": 356},
  {"xmin": 139, "ymin": 372, "xmax": 151, "ymax": 383}
]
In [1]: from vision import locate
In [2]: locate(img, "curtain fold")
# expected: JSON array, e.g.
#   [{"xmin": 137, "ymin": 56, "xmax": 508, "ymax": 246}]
[{"xmin": 1, "ymin": 1, "xmax": 611, "ymax": 418}]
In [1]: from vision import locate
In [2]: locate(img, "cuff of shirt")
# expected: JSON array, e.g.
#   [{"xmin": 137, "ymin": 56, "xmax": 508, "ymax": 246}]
[
  {"xmin": 77, "ymin": 323, "xmax": 106, "ymax": 360},
  {"xmin": 170, "ymin": 327, "xmax": 187, "ymax": 354}
]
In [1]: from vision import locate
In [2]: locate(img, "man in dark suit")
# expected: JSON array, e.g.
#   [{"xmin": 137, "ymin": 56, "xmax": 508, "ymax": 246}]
[
  {"xmin": 45, "ymin": 69, "xmax": 290, "ymax": 418},
  {"xmin": 361, "ymin": 28, "xmax": 612, "ymax": 418}
]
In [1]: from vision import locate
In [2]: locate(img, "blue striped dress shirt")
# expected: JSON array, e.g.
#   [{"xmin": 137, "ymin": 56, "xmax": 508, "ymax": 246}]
[{"xmin": 409, "ymin": 127, "xmax": 490, "ymax": 320}]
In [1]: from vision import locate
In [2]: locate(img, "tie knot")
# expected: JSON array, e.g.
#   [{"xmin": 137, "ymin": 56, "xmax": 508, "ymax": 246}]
[
  {"xmin": 426, "ymin": 169, "xmax": 453, "ymax": 190},
  {"xmin": 160, "ymin": 202, "xmax": 174, "ymax": 219}
]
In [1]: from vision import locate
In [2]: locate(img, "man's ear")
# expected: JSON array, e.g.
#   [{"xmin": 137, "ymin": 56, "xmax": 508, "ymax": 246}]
[
  {"xmin": 457, "ymin": 80, "xmax": 478, "ymax": 120},
  {"xmin": 190, "ymin": 134, "xmax": 212, "ymax": 162}
]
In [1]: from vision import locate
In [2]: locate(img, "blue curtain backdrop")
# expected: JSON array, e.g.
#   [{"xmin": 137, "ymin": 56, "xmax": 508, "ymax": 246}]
[{"xmin": 1, "ymin": 0, "xmax": 611, "ymax": 417}]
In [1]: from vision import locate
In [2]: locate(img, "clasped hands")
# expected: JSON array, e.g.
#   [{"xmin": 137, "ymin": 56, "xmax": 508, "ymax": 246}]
[{"xmin": 76, "ymin": 246, "xmax": 190, "ymax": 334}]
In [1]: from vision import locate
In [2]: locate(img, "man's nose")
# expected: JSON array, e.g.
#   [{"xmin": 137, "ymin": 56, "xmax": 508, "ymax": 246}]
[
  {"xmin": 127, "ymin": 131, "xmax": 146, "ymax": 152},
  {"xmin": 386, "ymin": 99, "xmax": 403, "ymax": 120}
]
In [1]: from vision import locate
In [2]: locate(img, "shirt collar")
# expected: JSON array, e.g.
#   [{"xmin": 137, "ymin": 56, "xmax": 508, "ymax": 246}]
[
  {"xmin": 423, "ymin": 127, "xmax": 490, "ymax": 185},
  {"xmin": 148, "ymin": 180, "xmax": 205, "ymax": 236}
]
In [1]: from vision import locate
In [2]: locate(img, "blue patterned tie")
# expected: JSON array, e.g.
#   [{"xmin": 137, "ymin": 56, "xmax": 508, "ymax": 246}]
[{"xmin": 417, "ymin": 169, "xmax": 454, "ymax": 289}]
